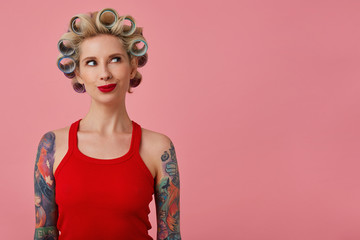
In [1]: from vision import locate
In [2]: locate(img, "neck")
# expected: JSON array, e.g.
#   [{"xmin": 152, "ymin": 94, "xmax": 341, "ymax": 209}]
[{"xmin": 79, "ymin": 98, "xmax": 132, "ymax": 135}]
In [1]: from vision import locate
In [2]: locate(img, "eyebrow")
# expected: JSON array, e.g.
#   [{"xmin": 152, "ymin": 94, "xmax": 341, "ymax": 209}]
[{"xmin": 82, "ymin": 53, "xmax": 125, "ymax": 63}]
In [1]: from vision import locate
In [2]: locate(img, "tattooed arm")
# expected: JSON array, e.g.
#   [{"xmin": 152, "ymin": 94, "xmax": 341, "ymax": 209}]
[
  {"xmin": 154, "ymin": 136, "xmax": 181, "ymax": 240},
  {"xmin": 34, "ymin": 132, "xmax": 59, "ymax": 240}
]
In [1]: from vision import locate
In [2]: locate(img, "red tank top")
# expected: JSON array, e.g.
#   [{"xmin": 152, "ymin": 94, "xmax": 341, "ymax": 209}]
[{"xmin": 54, "ymin": 118, "xmax": 154, "ymax": 239}]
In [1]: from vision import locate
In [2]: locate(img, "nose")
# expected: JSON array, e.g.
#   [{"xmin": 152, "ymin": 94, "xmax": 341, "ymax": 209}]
[{"xmin": 99, "ymin": 64, "xmax": 112, "ymax": 81}]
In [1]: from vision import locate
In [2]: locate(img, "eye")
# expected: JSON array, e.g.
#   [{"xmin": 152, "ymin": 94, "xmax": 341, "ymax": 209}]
[
  {"xmin": 86, "ymin": 60, "xmax": 95, "ymax": 66},
  {"xmin": 85, "ymin": 57, "xmax": 121, "ymax": 66},
  {"xmin": 112, "ymin": 57, "xmax": 121, "ymax": 62}
]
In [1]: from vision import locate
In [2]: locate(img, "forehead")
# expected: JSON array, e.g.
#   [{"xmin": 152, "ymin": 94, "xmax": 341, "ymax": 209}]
[{"xmin": 80, "ymin": 34, "xmax": 126, "ymax": 57}]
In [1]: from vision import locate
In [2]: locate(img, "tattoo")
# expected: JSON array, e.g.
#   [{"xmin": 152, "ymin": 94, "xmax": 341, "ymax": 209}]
[
  {"xmin": 155, "ymin": 141, "xmax": 181, "ymax": 240},
  {"xmin": 34, "ymin": 132, "xmax": 59, "ymax": 239}
]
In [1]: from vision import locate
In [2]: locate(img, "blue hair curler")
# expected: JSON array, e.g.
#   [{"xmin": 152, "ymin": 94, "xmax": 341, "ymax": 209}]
[
  {"xmin": 129, "ymin": 39, "xmax": 148, "ymax": 57},
  {"xmin": 57, "ymin": 56, "xmax": 76, "ymax": 74},
  {"xmin": 57, "ymin": 39, "xmax": 75, "ymax": 56},
  {"xmin": 98, "ymin": 9, "xmax": 118, "ymax": 29},
  {"xmin": 70, "ymin": 16, "xmax": 82, "ymax": 35},
  {"xmin": 121, "ymin": 17, "xmax": 136, "ymax": 36}
]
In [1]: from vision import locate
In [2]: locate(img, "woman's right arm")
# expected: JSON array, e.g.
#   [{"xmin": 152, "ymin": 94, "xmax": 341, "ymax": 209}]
[{"xmin": 34, "ymin": 131, "xmax": 59, "ymax": 240}]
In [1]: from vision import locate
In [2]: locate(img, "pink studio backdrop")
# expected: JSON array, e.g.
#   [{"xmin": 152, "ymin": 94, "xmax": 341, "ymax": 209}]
[{"xmin": 0, "ymin": 0, "xmax": 359, "ymax": 239}]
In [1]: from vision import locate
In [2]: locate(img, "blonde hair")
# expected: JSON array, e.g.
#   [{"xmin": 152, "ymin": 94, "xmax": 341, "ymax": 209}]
[{"xmin": 56, "ymin": 8, "xmax": 148, "ymax": 94}]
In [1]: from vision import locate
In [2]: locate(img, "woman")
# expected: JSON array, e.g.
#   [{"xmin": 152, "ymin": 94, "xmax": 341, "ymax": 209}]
[{"xmin": 33, "ymin": 8, "xmax": 181, "ymax": 240}]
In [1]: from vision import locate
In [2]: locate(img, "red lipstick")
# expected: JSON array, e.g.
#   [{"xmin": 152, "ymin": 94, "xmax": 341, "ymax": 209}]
[{"xmin": 98, "ymin": 83, "xmax": 117, "ymax": 92}]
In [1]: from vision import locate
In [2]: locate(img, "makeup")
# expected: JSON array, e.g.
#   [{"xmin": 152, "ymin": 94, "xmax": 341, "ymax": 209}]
[{"xmin": 97, "ymin": 83, "xmax": 117, "ymax": 92}]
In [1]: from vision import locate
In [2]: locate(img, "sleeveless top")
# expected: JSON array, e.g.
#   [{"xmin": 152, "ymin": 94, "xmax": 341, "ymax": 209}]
[{"xmin": 54, "ymin": 118, "xmax": 154, "ymax": 240}]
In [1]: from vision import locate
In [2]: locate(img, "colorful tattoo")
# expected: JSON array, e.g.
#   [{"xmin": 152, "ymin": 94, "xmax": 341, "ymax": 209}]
[
  {"xmin": 34, "ymin": 132, "xmax": 59, "ymax": 239},
  {"xmin": 155, "ymin": 141, "xmax": 181, "ymax": 240}
]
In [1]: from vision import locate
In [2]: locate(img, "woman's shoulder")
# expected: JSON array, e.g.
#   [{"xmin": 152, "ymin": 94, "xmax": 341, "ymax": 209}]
[
  {"xmin": 51, "ymin": 125, "xmax": 70, "ymax": 137},
  {"xmin": 51, "ymin": 125, "xmax": 71, "ymax": 150},
  {"xmin": 140, "ymin": 126, "xmax": 175, "ymax": 160},
  {"xmin": 40, "ymin": 124, "xmax": 70, "ymax": 140},
  {"xmin": 38, "ymin": 125, "xmax": 71, "ymax": 160},
  {"xmin": 139, "ymin": 126, "xmax": 178, "ymax": 183},
  {"xmin": 140, "ymin": 126, "xmax": 173, "ymax": 148}
]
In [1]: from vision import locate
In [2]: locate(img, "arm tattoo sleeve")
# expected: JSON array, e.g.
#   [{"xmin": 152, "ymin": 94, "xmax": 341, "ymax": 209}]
[
  {"xmin": 155, "ymin": 140, "xmax": 181, "ymax": 240},
  {"xmin": 34, "ymin": 132, "xmax": 59, "ymax": 240}
]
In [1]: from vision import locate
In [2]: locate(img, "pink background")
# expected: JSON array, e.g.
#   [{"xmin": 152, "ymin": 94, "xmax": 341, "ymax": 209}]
[{"xmin": 0, "ymin": 0, "xmax": 359, "ymax": 239}]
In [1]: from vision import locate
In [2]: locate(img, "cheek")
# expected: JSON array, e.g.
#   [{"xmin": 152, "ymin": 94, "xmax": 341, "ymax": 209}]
[
  {"xmin": 115, "ymin": 65, "xmax": 132, "ymax": 76},
  {"xmin": 80, "ymin": 69, "xmax": 97, "ymax": 81},
  {"xmin": 113, "ymin": 72, "xmax": 132, "ymax": 82}
]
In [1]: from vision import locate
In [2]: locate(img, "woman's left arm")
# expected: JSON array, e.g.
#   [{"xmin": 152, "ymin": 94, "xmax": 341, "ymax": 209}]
[{"xmin": 154, "ymin": 136, "xmax": 181, "ymax": 240}]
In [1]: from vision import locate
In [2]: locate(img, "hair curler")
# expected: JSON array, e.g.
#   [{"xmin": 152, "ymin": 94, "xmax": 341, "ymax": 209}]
[
  {"xmin": 70, "ymin": 16, "xmax": 82, "ymax": 35},
  {"xmin": 120, "ymin": 15, "xmax": 136, "ymax": 36},
  {"xmin": 137, "ymin": 53, "xmax": 148, "ymax": 68},
  {"xmin": 57, "ymin": 39, "xmax": 75, "ymax": 56},
  {"xmin": 57, "ymin": 56, "xmax": 76, "ymax": 74},
  {"xmin": 71, "ymin": 78, "xmax": 86, "ymax": 93},
  {"xmin": 129, "ymin": 39, "xmax": 148, "ymax": 57},
  {"xmin": 64, "ymin": 71, "xmax": 76, "ymax": 79},
  {"xmin": 98, "ymin": 8, "xmax": 119, "ymax": 29}
]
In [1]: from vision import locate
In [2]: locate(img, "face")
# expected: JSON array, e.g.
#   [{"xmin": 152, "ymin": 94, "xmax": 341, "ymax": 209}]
[{"xmin": 75, "ymin": 34, "xmax": 137, "ymax": 103}]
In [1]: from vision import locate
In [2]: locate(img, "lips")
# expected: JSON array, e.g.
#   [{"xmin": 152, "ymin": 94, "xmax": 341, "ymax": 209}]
[
  {"xmin": 98, "ymin": 83, "xmax": 117, "ymax": 89},
  {"xmin": 98, "ymin": 83, "xmax": 117, "ymax": 92}
]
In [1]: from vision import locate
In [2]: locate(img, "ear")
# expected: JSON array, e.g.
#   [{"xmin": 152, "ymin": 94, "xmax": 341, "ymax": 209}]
[
  {"xmin": 130, "ymin": 57, "xmax": 138, "ymax": 79},
  {"xmin": 74, "ymin": 68, "xmax": 84, "ymax": 84}
]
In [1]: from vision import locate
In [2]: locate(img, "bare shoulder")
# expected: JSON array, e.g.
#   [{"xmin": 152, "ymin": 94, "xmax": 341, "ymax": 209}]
[
  {"xmin": 140, "ymin": 127, "xmax": 174, "ymax": 159},
  {"xmin": 51, "ymin": 126, "xmax": 70, "ymax": 147},
  {"xmin": 51, "ymin": 125, "xmax": 71, "ymax": 176},
  {"xmin": 140, "ymin": 127, "xmax": 177, "ymax": 180},
  {"xmin": 141, "ymin": 127, "xmax": 173, "ymax": 149}
]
